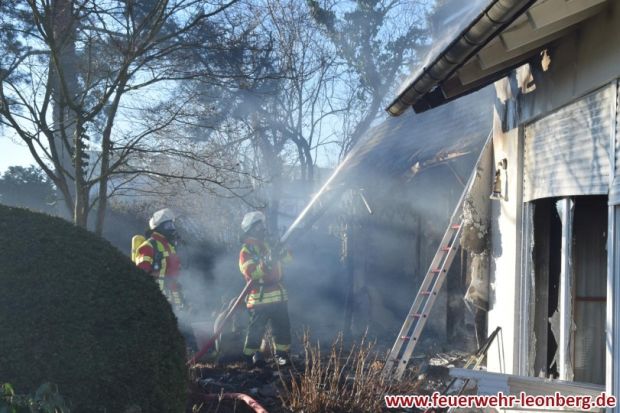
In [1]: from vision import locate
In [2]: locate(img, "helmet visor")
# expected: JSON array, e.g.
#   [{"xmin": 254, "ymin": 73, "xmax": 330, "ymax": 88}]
[{"xmin": 159, "ymin": 220, "xmax": 176, "ymax": 232}]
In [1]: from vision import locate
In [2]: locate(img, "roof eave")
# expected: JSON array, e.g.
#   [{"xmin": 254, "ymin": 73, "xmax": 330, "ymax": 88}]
[{"xmin": 387, "ymin": 0, "xmax": 536, "ymax": 116}]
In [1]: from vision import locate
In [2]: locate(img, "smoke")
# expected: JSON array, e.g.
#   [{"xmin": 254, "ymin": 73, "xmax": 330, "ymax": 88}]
[
  {"xmin": 281, "ymin": 87, "xmax": 497, "ymax": 350},
  {"xmin": 172, "ymin": 227, "xmax": 348, "ymax": 352},
  {"xmin": 341, "ymin": 165, "xmax": 468, "ymax": 344},
  {"xmin": 398, "ymin": 0, "xmax": 492, "ymax": 95},
  {"xmin": 198, "ymin": 156, "xmax": 475, "ymax": 354},
  {"xmin": 283, "ymin": 229, "xmax": 346, "ymax": 346},
  {"xmin": 92, "ymin": 85, "xmax": 495, "ymax": 356}
]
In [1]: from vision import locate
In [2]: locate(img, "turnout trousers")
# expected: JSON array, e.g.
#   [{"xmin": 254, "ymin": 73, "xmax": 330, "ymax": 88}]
[
  {"xmin": 243, "ymin": 301, "xmax": 291, "ymax": 356},
  {"xmin": 159, "ymin": 277, "xmax": 185, "ymax": 311}
]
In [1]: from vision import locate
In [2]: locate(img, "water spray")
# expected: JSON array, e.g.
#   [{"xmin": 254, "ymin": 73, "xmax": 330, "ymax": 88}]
[{"xmin": 279, "ymin": 155, "xmax": 352, "ymax": 244}]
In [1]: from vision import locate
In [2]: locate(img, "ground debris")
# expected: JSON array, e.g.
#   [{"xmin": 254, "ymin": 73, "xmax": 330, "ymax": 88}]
[
  {"xmin": 191, "ymin": 360, "xmax": 293, "ymax": 413},
  {"xmin": 405, "ymin": 350, "xmax": 472, "ymax": 395},
  {"xmin": 189, "ymin": 347, "xmax": 472, "ymax": 413},
  {"xmin": 429, "ymin": 351, "xmax": 469, "ymax": 367}
]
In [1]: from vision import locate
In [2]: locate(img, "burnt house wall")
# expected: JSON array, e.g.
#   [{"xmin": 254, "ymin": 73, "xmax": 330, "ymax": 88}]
[
  {"xmin": 343, "ymin": 160, "xmax": 473, "ymax": 348},
  {"xmin": 329, "ymin": 85, "xmax": 494, "ymax": 351},
  {"xmin": 339, "ymin": 154, "xmax": 492, "ymax": 349}
]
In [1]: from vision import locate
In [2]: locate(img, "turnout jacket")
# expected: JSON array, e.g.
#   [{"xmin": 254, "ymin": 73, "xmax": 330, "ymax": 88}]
[
  {"xmin": 239, "ymin": 237, "xmax": 291, "ymax": 308},
  {"xmin": 135, "ymin": 231, "xmax": 181, "ymax": 293},
  {"xmin": 136, "ymin": 232, "xmax": 185, "ymax": 309}
]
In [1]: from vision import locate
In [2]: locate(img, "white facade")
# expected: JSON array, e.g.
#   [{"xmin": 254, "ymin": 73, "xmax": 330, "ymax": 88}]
[{"xmin": 485, "ymin": 1, "xmax": 620, "ymax": 400}]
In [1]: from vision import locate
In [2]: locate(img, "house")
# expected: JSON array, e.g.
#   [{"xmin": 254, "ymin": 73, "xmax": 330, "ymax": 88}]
[{"xmin": 386, "ymin": 0, "xmax": 620, "ymax": 400}]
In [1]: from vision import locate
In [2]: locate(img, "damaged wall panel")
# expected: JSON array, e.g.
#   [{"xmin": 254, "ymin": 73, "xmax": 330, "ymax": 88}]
[
  {"xmin": 460, "ymin": 136, "xmax": 493, "ymax": 347},
  {"xmin": 522, "ymin": 203, "xmax": 535, "ymax": 377},
  {"xmin": 487, "ymin": 112, "xmax": 522, "ymax": 375},
  {"xmin": 526, "ymin": 196, "xmax": 607, "ymax": 384}
]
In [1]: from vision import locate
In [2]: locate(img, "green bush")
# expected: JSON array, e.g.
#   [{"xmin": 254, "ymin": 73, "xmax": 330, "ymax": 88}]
[
  {"xmin": 1, "ymin": 382, "xmax": 68, "ymax": 412},
  {"xmin": 0, "ymin": 205, "xmax": 187, "ymax": 412}
]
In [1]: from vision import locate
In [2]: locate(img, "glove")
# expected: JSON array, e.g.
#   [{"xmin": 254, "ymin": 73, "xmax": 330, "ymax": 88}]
[
  {"xmin": 270, "ymin": 242, "xmax": 289, "ymax": 261},
  {"xmin": 259, "ymin": 259, "xmax": 273, "ymax": 274}
]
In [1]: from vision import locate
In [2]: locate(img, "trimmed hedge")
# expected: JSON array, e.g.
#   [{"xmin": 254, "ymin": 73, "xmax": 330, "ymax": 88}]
[{"xmin": 0, "ymin": 205, "xmax": 187, "ymax": 412}]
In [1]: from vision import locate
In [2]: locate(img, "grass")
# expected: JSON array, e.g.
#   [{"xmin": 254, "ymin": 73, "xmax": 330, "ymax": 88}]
[{"xmin": 280, "ymin": 332, "xmax": 420, "ymax": 413}]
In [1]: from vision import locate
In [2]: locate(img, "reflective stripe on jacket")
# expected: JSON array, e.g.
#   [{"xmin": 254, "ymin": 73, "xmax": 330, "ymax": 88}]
[
  {"xmin": 136, "ymin": 232, "xmax": 181, "ymax": 281},
  {"xmin": 239, "ymin": 238, "xmax": 291, "ymax": 308}
]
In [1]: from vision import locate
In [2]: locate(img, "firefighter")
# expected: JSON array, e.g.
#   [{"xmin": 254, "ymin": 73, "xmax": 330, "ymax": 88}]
[
  {"xmin": 135, "ymin": 208, "xmax": 184, "ymax": 311},
  {"xmin": 239, "ymin": 211, "xmax": 292, "ymax": 367}
]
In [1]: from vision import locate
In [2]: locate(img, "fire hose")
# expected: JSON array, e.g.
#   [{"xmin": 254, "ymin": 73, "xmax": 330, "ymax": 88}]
[
  {"xmin": 192, "ymin": 391, "xmax": 269, "ymax": 413},
  {"xmin": 187, "ymin": 251, "xmax": 293, "ymax": 364},
  {"xmin": 187, "ymin": 279, "xmax": 253, "ymax": 365}
]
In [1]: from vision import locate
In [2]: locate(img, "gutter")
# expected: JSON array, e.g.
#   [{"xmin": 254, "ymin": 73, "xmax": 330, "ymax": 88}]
[{"xmin": 387, "ymin": 0, "xmax": 536, "ymax": 116}]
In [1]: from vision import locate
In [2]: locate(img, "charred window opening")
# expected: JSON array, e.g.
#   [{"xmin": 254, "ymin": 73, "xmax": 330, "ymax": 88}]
[
  {"xmin": 531, "ymin": 196, "xmax": 607, "ymax": 384},
  {"xmin": 533, "ymin": 197, "xmax": 561, "ymax": 378},
  {"xmin": 573, "ymin": 196, "xmax": 607, "ymax": 385}
]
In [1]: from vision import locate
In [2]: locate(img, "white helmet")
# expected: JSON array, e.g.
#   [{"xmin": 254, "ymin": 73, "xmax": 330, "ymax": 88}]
[
  {"xmin": 149, "ymin": 208, "xmax": 176, "ymax": 230},
  {"xmin": 241, "ymin": 211, "xmax": 266, "ymax": 233}
]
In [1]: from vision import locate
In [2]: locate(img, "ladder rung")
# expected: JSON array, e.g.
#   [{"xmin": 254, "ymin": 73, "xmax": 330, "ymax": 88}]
[
  {"xmin": 399, "ymin": 335, "xmax": 417, "ymax": 341},
  {"xmin": 441, "ymin": 246, "xmax": 452, "ymax": 251},
  {"xmin": 431, "ymin": 268, "xmax": 443, "ymax": 273},
  {"xmin": 451, "ymin": 223, "xmax": 461, "ymax": 229},
  {"xmin": 420, "ymin": 291, "xmax": 432, "ymax": 296},
  {"xmin": 390, "ymin": 357, "xmax": 412, "ymax": 363},
  {"xmin": 409, "ymin": 313, "xmax": 424, "ymax": 318}
]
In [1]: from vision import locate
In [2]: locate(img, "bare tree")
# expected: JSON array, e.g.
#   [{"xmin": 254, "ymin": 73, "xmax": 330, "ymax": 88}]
[
  {"xmin": 204, "ymin": 0, "xmax": 345, "ymax": 230},
  {"xmin": 0, "ymin": 0, "xmax": 241, "ymax": 233},
  {"xmin": 262, "ymin": 0, "xmax": 344, "ymax": 183},
  {"xmin": 308, "ymin": 0, "xmax": 431, "ymax": 156}
]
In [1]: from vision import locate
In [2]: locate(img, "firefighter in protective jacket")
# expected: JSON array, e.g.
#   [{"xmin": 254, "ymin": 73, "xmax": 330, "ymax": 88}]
[
  {"xmin": 239, "ymin": 211, "xmax": 292, "ymax": 366},
  {"xmin": 135, "ymin": 208, "xmax": 184, "ymax": 310}
]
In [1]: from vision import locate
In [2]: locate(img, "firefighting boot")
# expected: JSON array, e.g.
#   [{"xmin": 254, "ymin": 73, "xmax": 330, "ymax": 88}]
[
  {"xmin": 252, "ymin": 351, "xmax": 266, "ymax": 368},
  {"xmin": 274, "ymin": 352, "xmax": 289, "ymax": 367}
]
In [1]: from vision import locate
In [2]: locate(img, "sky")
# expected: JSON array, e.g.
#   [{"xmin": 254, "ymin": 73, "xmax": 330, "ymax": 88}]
[
  {"xmin": 0, "ymin": 136, "xmax": 34, "ymax": 172},
  {"xmin": 0, "ymin": 0, "xmax": 438, "ymax": 176}
]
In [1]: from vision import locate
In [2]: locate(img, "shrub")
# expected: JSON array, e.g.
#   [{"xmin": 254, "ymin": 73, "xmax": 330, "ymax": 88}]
[
  {"xmin": 1, "ymin": 382, "xmax": 68, "ymax": 412},
  {"xmin": 280, "ymin": 333, "xmax": 420, "ymax": 413},
  {"xmin": 0, "ymin": 205, "xmax": 187, "ymax": 412}
]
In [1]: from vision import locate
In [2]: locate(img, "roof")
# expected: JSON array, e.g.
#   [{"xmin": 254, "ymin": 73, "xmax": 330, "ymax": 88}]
[
  {"xmin": 282, "ymin": 85, "xmax": 495, "ymax": 243},
  {"xmin": 341, "ymin": 85, "xmax": 494, "ymax": 184},
  {"xmin": 388, "ymin": 0, "xmax": 609, "ymax": 116}
]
